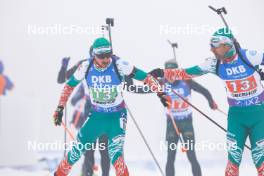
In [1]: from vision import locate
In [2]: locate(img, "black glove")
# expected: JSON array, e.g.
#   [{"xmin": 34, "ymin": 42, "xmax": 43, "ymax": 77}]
[
  {"xmin": 149, "ymin": 68, "xmax": 164, "ymax": 78},
  {"xmin": 157, "ymin": 92, "xmax": 169, "ymax": 107},
  {"xmin": 61, "ymin": 57, "xmax": 70, "ymax": 68},
  {"xmin": 209, "ymin": 101, "xmax": 218, "ymax": 110},
  {"xmin": 53, "ymin": 105, "xmax": 64, "ymax": 126}
]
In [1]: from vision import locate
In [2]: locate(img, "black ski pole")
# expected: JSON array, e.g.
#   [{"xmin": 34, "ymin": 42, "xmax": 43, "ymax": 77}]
[
  {"xmin": 208, "ymin": 6, "xmax": 245, "ymax": 66},
  {"xmin": 208, "ymin": 5, "xmax": 263, "ymax": 151},
  {"xmin": 106, "ymin": 18, "xmax": 114, "ymax": 52},
  {"xmin": 169, "ymin": 87, "xmax": 251, "ymax": 150},
  {"xmin": 125, "ymin": 104, "xmax": 165, "ymax": 176},
  {"xmin": 208, "ymin": 6, "xmax": 242, "ymax": 49},
  {"xmin": 102, "ymin": 18, "xmax": 114, "ymax": 53},
  {"xmin": 167, "ymin": 40, "xmax": 178, "ymax": 62},
  {"xmin": 208, "ymin": 6, "xmax": 229, "ymax": 28},
  {"xmin": 209, "ymin": 6, "xmax": 264, "ymax": 79},
  {"xmin": 159, "ymin": 78, "xmax": 231, "ymax": 151},
  {"xmin": 102, "ymin": 19, "xmax": 165, "ymax": 175},
  {"xmin": 159, "ymin": 78, "xmax": 251, "ymax": 150}
]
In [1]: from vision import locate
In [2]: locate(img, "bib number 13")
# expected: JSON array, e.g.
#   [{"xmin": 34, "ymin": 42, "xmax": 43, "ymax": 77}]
[{"xmin": 226, "ymin": 76, "xmax": 257, "ymax": 93}]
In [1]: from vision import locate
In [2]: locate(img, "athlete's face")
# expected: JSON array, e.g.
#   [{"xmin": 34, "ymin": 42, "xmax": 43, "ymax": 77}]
[
  {"xmin": 210, "ymin": 44, "xmax": 231, "ymax": 61},
  {"xmin": 94, "ymin": 53, "xmax": 112, "ymax": 68}
]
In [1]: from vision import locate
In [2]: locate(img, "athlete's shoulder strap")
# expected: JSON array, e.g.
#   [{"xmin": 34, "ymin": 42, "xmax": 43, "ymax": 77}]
[
  {"xmin": 111, "ymin": 55, "xmax": 123, "ymax": 82},
  {"xmin": 238, "ymin": 49, "xmax": 264, "ymax": 79},
  {"xmin": 216, "ymin": 59, "xmax": 220, "ymax": 76},
  {"xmin": 84, "ymin": 57, "xmax": 94, "ymax": 80},
  {"xmin": 84, "ymin": 56, "xmax": 123, "ymax": 82},
  {"xmin": 238, "ymin": 49, "xmax": 256, "ymax": 70}
]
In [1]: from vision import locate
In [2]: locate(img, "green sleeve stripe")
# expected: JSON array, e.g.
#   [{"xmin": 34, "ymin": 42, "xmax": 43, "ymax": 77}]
[
  {"xmin": 185, "ymin": 66, "xmax": 206, "ymax": 76},
  {"xmin": 67, "ymin": 76, "xmax": 81, "ymax": 87},
  {"xmin": 133, "ymin": 68, "xmax": 148, "ymax": 81}
]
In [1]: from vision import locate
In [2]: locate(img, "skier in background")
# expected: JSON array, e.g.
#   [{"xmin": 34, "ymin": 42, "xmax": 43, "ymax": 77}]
[
  {"xmin": 0, "ymin": 60, "xmax": 14, "ymax": 96},
  {"xmin": 153, "ymin": 59, "xmax": 217, "ymax": 176}
]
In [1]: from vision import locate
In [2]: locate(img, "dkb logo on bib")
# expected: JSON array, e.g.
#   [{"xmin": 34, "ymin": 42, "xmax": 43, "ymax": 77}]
[
  {"xmin": 226, "ymin": 65, "xmax": 246, "ymax": 75},
  {"xmin": 91, "ymin": 75, "xmax": 112, "ymax": 84}
]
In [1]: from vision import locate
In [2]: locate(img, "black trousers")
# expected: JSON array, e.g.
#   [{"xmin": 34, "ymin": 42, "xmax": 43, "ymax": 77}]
[
  {"xmin": 165, "ymin": 116, "xmax": 202, "ymax": 176},
  {"xmin": 82, "ymin": 135, "xmax": 110, "ymax": 176}
]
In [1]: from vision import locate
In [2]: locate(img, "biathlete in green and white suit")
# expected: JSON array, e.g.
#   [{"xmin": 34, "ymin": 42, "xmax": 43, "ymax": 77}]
[
  {"xmin": 52, "ymin": 37, "xmax": 163, "ymax": 176},
  {"xmin": 150, "ymin": 28, "xmax": 264, "ymax": 176}
]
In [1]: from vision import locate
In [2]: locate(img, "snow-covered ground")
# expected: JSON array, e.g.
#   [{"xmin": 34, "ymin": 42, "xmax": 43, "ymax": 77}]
[
  {"xmin": 0, "ymin": 162, "xmax": 257, "ymax": 176},
  {"xmin": 0, "ymin": 153, "xmax": 257, "ymax": 176}
]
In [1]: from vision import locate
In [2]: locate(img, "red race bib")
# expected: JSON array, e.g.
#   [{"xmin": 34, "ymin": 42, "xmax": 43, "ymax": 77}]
[{"xmin": 225, "ymin": 75, "xmax": 257, "ymax": 93}]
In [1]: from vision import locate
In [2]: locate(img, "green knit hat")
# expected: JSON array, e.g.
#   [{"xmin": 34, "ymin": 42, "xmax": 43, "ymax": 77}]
[
  {"xmin": 92, "ymin": 37, "xmax": 112, "ymax": 54},
  {"xmin": 213, "ymin": 27, "xmax": 234, "ymax": 39},
  {"xmin": 165, "ymin": 59, "xmax": 178, "ymax": 69},
  {"xmin": 211, "ymin": 28, "xmax": 237, "ymax": 58},
  {"xmin": 210, "ymin": 28, "xmax": 234, "ymax": 47}
]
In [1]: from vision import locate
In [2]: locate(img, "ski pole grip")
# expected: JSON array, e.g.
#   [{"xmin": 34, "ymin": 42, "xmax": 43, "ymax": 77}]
[
  {"xmin": 167, "ymin": 40, "xmax": 178, "ymax": 48},
  {"xmin": 222, "ymin": 7, "xmax": 227, "ymax": 14},
  {"xmin": 172, "ymin": 43, "xmax": 178, "ymax": 48},
  {"xmin": 209, "ymin": 6, "xmax": 227, "ymax": 15},
  {"xmin": 106, "ymin": 18, "xmax": 114, "ymax": 27}
]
